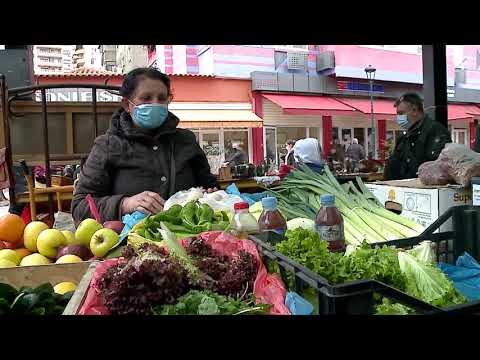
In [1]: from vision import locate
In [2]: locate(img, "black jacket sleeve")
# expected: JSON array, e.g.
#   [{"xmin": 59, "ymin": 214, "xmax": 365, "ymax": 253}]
[
  {"xmin": 71, "ymin": 135, "xmax": 125, "ymax": 225},
  {"xmin": 190, "ymin": 141, "xmax": 219, "ymax": 189}
]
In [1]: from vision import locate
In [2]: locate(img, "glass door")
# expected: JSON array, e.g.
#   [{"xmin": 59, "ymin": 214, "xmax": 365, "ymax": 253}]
[
  {"xmin": 264, "ymin": 127, "xmax": 278, "ymax": 168},
  {"xmin": 199, "ymin": 131, "xmax": 223, "ymax": 175},
  {"xmin": 452, "ymin": 128, "xmax": 467, "ymax": 145}
]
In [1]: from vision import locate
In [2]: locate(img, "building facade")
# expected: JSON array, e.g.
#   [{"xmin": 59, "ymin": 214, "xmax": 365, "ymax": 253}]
[
  {"xmin": 116, "ymin": 45, "xmax": 148, "ymax": 74},
  {"xmin": 149, "ymin": 45, "xmax": 480, "ymax": 166},
  {"xmin": 33, "ymin": 45, "xmax": 65, "ymax": 74}
]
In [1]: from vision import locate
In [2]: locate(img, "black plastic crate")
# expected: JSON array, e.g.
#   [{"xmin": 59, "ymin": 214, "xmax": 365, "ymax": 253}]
[{"xmin": 250, "ymin": 205, "xmax": 480, "ymax": 315}]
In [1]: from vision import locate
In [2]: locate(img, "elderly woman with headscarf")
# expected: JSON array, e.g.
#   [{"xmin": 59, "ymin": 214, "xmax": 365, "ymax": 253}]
[{"xmin": 292, "ymin": 138, "xmax": 324, "ymax": 172}]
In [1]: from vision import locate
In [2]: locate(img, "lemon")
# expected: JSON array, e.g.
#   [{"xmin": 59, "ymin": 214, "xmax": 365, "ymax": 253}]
[
  {"xmin": 56, "ymin": 255, "xmax": 83, "ymax": 264},
  {"xmin": 54, "ymin": 282, "xmax": 77, "ymax": 295}
]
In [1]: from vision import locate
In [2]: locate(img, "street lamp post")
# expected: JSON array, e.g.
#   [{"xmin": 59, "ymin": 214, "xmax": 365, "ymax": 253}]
[{"xmin": 365, "ymin": 65, "xmax": 376, "ymax": 159}]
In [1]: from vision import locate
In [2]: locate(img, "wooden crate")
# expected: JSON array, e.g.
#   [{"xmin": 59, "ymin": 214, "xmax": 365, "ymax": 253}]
[{"xmin": 0, "ymin": 261, "xmax": 99, "ymax": 315}]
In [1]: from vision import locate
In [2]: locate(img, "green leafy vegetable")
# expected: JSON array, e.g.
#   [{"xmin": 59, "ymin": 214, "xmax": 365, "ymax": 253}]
[
  {"xmin": 375, "ymin": 298, "xmax": 414, "ymax": 315},
  {"xmin": 153, "ymin": 290, "xmax": 271, "ymax": 315},
  {"xmin": 398, "ymin": 251, "xmax": 466, "ymax": 308},
  {"xmin": 276, "ymin": 228, "xmax": 407, "ymax": 289}
]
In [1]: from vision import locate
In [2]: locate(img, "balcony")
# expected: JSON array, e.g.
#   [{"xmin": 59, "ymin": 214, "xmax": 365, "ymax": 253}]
[
  {"xmin": 36, "ymin": 60, "xmax": 62, "ymax": 68},
  {"xmin": 36, "ymin": 50, "xmax": 62, "ymax": 58}
]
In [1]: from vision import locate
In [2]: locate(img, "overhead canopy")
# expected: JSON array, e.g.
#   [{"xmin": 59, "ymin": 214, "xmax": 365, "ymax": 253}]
[
  {"xmin": 170, "ymin": 108, "xmax": 263, "ymax": 128},
  {"xmin": 262, "ymin": 93, "xmax": 357, "ymax": 116},
  {"xmin": 448, "ymin": 103, "xmax": 480, "ymax": 121},
  {"xmin": 335, "ymin": 98, "xmax": 397, "ymax": 119}
]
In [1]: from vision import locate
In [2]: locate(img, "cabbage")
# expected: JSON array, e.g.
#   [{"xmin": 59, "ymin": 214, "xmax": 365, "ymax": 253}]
[
  {"xmin": 397, "ymin": 251, "xmax": 466, "ymax": 307},
  {"xmin": 286, "ymin": 218, "xmax": 315, "ymax": 231},
  {"xmin": 406, "ymin": 241, "xmax": 436, "ymax": 264}
]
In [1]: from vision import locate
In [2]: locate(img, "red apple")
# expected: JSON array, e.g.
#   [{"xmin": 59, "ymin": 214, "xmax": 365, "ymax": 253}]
[
  {"xmin": 103, "ymin": 221, "xmax": 124, "ymax": 234},
  {"xmin": 56, "ymin": 245, "xmax": 93, "ymax": 261}
]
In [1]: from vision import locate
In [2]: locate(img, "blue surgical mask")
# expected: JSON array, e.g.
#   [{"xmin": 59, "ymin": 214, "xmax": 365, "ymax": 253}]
[
  {"xmin": 129, "ymin": 100, "xmax": 169, "ymax": 129},
  {"xmin": 396, "ymin": 114, "xmax": 409, "ymax": 129}
]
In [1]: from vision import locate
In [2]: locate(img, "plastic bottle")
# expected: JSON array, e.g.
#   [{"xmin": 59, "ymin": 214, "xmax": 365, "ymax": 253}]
[
  {"xmin": 258, "ymin": 197, "xmax": 287, "ymax": 237},
  {"xmin": 229, "ymin": 202, "xmax": 260, "ymax": 239},
  {"xmin": 315, "ymin": 194, "xmax": 345, "ymax": 253}
]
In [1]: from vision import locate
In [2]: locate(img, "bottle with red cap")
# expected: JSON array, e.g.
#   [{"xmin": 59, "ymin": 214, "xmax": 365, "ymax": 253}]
[{"xmin": 229, "ymin": 202, "xmax": 260, "ymax": 239}]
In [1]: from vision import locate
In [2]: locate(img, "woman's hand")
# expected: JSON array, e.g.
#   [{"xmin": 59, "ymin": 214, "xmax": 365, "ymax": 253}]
[
  {"xmin": 205, "ymin": 187, "xmax": 218, "ymax": 194},
  {"xmin": 121, "ymin": 191, "xmax": 165, "ymax": 215}
]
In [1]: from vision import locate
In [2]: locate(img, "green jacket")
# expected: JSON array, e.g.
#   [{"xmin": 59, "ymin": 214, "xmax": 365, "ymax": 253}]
[{"xmin": 384, "ymin": 114, "xmax": 452, "ymax": 180}]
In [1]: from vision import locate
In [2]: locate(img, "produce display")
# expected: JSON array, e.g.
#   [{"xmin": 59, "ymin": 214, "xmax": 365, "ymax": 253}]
[
  {"xmin": 269, "ymin": 164, "xmax": 424, "ymax": 244},
  {"xmin": 0, "ymin": 282, "xmax": 74, "ymax": 315},
  {"xmin": 419, "ymin": 143, "xmax": 480, "ymax": 186},
  {"xmin": 94, "ymin": 231, "xmax": 271, "ymax": 315},
  {"xmin": 130, "ymin": 202, "xmax": 230, "ymax": 242},
  {"xmin": 0, "ymin": 214, "xmax": 120, "ymax": 268},
  {"xmin": 273, "ymin": 228, "xmax": 466, "ymax": 314}
]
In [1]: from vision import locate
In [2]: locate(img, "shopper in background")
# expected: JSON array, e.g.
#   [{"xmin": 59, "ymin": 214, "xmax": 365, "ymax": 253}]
[
  {"xmin": 384, "ymin": 92, "xmax": 451, "ymax": 180},
  {"xmin": 226, "ymin": 142, "xmax": 248, "ymax": 166},
  {"xmin": 345, "ymin": 138, "xmax": 365, "ymax": 171},
  {"xmin": 293, "ymin": 138, "xmax": 324, "ymax": 172},
  {"xmin": 284, "ymin": 139, "xmax": 296, "ymax": 166}
]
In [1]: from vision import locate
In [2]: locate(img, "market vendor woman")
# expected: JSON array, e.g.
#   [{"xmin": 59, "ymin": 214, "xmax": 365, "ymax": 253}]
[{"xmin": 72, "ymin": 68, "xmax": 218, "ymax": 224}]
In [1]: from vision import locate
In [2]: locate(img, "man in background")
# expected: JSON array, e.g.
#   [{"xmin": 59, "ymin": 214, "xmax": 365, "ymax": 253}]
[
  {"xmin": 384, "ymin": 92, "xmax": 451, "ymax": 180},
  {"xmin": 345, "ymin": 138, "xmax": 365, "ymax": 171},
  {"xmin": 226, "ymin": 142, "xmax": 248, "ymax": 166}
]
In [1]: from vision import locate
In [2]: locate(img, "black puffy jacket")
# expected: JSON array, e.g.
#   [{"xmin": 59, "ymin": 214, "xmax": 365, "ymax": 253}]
[{"xmin": 72, "ymin": 108, "xmax": 218, "ymax": 224}]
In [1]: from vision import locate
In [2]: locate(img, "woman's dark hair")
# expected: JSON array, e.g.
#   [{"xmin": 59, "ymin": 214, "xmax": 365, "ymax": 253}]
[
  {"xmin": 119, "ymin": 67, "xmax": 172, "ymax": 99},
  {"xmin": 394, "ymin": 92, "xmax": 424, "ymax": 113},
  {"xmin": 286, "ymin": 139, "xmax": 296, "ymax": 146}
]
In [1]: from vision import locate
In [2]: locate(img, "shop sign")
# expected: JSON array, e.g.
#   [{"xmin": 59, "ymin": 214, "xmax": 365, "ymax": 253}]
[
  {"xmin": 337, "ymin": 81, "xmax": 384, "ymax": 93},
  {"xmin": 34, "ymin": 88, "xmax": 122, "ymax": 102}
]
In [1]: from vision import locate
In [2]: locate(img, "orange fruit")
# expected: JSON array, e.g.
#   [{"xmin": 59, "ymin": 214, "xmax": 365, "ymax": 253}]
[
  {"xmin": 0, "ymin": 213, "xmax": 26, "ymax": 244},
  {"xmin": 14, "ymin": 248, "xmax": 33, "ymax": 260}
]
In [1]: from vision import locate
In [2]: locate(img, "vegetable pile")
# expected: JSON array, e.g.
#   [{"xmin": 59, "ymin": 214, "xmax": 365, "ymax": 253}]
[
  {"xmin": 0, "ymin": 282, "xmax": 73, "ymax": 315},
  {"xmin": 98, "ymin": 236, "xmax": 270, "ymax": 315},
  {"xmin": 131, "ymin": 202, "xmax": 230, "ymax": 242},
  {"xmin": 269, "ymin": 164, "xmax": 425, "ymax": 244},
  {"xmin": 274, "ymin": 228, "xmax": 467, "ymax": 314}
]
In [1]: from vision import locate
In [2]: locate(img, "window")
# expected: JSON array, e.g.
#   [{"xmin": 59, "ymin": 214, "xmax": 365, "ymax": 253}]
[{"xmin": 224, "ymin": 129, "xmax": 249, "ymax": 165}]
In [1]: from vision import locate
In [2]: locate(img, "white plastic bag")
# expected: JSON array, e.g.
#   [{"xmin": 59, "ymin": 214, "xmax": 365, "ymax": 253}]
[
  {"xmin": 198, "ymin": 190, "xmax": 243, "ymax": 214},
  {"xmin": 53, "ymin": 211, "xmax": 76, "ymax": 232},
  {"xmin": 163, "ymin": 187, "xmax": 204, "ymax": 211}
]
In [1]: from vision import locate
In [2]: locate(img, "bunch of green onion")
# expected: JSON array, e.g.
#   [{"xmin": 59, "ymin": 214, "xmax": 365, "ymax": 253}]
[{"xmin": 268, "ymin": 164, "xmax": 424, "ymax": 245}]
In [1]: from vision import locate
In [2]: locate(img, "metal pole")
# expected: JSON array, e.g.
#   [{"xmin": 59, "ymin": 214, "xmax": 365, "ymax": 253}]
[
  {"xmin": 40, "ymin": 88, "xmax": 54, "ymax": 223},
  {"xmin": 369, "ymin": 79, "xmax": 375, "ymax": 158}
]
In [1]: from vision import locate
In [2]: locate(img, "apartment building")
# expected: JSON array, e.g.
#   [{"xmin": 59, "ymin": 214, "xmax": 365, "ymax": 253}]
[
  {"xmin": 33, "ymin": 45, "xmax": 64, "ymax": 74},
  {"xmin": 116, "ymin": 45, "xmax": 148, "ymax": 74}
]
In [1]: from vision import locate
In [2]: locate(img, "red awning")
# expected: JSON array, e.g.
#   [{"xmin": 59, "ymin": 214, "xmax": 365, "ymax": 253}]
[
  {"xmin": 335, "ymin": 98, "xmax": 397, "ymax": 119},
  {"xmin": 448, "ymin": 104, "xmax": 480, "ymax": 121},
  {"xmin": 262, "ymin": 94, "xmax": 357, "ymax": 116}
]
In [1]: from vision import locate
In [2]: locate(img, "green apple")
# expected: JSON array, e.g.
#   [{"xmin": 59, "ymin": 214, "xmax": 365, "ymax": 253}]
[
  {"xmin": 36, "ymin": 229, "xmax": 67, "ymax": 259},
  {"xmin": 20, "ymin": 253, "xmax": 51, "ymax": 266},
  {"xmin": 0, "ymin": 249, "xmax": 21, "ymax": 266},
  {"xmin": 90, "ymin": 228, "xmax": 119, "ymax": 258},
  {"xmin": 0, "ymin": 259, "xmax": 17, "ymax": 268},
  {"xmin": 23, "ymin": 221, "xmax": 49, "ymax": 252},
  {"xmin": 75, "ymin": 219, "xmax": 103, "ymax": 248},
  {"xmin": 56, "ymin": 254, "xmax": 83, "ymax": 264},
  {"xmin": 61, "ymin": 230, "xmax": 76, "ymax": 245}
]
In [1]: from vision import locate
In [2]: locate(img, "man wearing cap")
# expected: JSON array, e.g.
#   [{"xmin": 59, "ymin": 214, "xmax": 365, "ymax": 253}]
[{"xmin": 384, "ymin": 93, "xmax": 451, "ymax": 180}]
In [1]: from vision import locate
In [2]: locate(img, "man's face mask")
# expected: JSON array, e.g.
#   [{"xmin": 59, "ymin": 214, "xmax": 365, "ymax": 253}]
[
  {"xmin": 396, "ymin": 114, "xmax": 409, "ymax": 129},
  {"xmin": 128, "ymin": 100, "xmax": 169, "ymax": 129}
]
